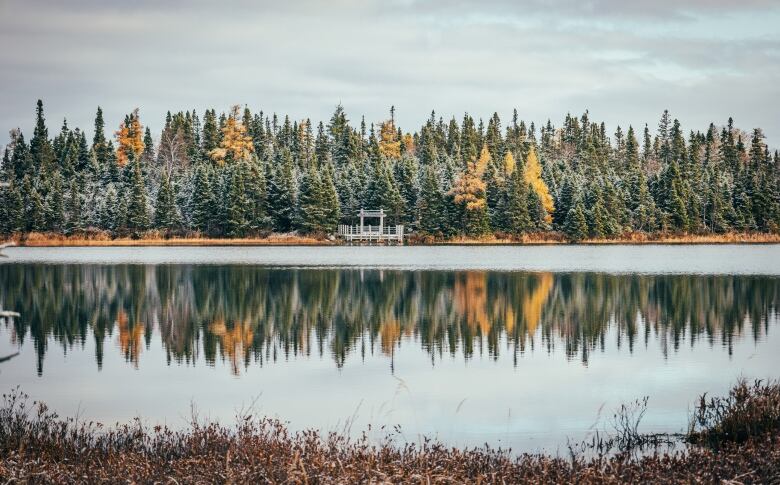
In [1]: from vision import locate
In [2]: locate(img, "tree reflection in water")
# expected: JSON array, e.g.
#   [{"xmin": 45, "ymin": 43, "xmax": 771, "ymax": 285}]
[{"xmin": 0, "ymin": 265, "xmax": 777, "ymax": 376}]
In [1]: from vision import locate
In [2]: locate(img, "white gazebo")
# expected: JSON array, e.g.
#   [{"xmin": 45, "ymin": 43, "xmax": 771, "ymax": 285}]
[{"xmin": 337, "ymin": 209, "xmax": 404, "ymax": 244}]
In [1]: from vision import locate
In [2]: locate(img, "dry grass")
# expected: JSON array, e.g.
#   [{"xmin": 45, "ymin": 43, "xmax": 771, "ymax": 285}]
[
  {"xmin": 3, "ymin": 231, "xmax": 332, "ymax": 247},
  {"xmin": 422, "ymin": 231, "xmax": 780, "ymax": 245},
  {"xmin": 1, "ymin": 230, "xmax": 779, "ymax": 247},
  {"xmin": 2, "ymin": 382, "xmax": 780, "ymax": 484},
  {"xmin": 688, "ymin": 379, "xmax": 780, "ymax": 448}
]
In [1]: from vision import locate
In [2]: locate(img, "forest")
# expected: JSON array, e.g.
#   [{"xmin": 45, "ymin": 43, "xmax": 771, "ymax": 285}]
[{"xmin": 1, "ymin": 100, "xmax": 779, "ymax": 241}]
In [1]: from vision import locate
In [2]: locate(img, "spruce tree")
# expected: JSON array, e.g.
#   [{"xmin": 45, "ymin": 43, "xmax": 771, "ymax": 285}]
[
  {"xmin": 65, "ymin": 180, "xmax": 83, "ymax": 234},
  {"xmin": 30, "ymin": 100, "xmax": 55, "ymax": 173},
  {"xmin": 418, "ymin": 165, "xmax": 444, "ymax": 235},
  {"xmin": 191, "ymin": 164, "xmax": 215, "ymax": 235},
  {"xmin": 297, "ymin": 164, "xmax": 326, "ymax": 233},
  {"xmin": 126, "ymin": 160, "xmax": 149, "ymax": 233},
  {"xmin": 564, "ymin": 199, "xmax": 588, "ymax": 242},
  {"xmin": 44, "ymin": 172, "xmax": 65, "ymax": 232},
  {"xmin": 3, "ymin": 183, "xmax": 25, "ymax": 233},
  {"xmin": 320, "ymin": 162, "xmax": 341, "ymax": 232},
  {"xmin": 506, "ymin": 163, "xmax": 530, "ymax": 235},
  {"xmin": 267, "ymin": 149, "xmax": 296, "ymax": 232},
  {"xmin": 223, "ymin": 165, "xmax": 248, "ymax": 237},
  {"xmin": 154, "ymin": 174, "xmax": 179, "ymax": 231}
]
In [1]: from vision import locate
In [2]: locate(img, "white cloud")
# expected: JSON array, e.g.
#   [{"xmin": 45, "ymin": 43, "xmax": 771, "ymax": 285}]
[{"xmin": 0, "ymin": 0, "xmax": 778, "ymax": 147}]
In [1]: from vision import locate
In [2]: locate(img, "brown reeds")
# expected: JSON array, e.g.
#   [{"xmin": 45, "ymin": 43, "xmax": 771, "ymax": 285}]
[
  {"xmin": 2, "ymin": 230, "xmax": 779, "ymax": 247},
  {"xmin": 2, "ymin": 382, "xmax": 780, "ymax": 483}
]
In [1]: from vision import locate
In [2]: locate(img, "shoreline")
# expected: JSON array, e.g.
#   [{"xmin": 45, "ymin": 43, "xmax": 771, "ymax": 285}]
[{"xmin": 2, "ymin": 231, "xmax": 780, "ymax": 247}]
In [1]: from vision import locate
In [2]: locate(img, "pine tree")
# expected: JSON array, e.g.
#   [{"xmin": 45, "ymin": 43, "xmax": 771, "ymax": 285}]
[
  {"xmin": 267, "ymin": 148, "xmax": 296, "ymax": 232},
  {"xmin": 297, "ymin": 164, "xmax": 326, "ymax": 233},
  {"xmin": 222, "ymin": 165, "xmax": 248, "ymax": 237},
  {"xmin": 30, "ymin": 100, "xmax": 55, "ymax": 173},
  {"xmin": 1, "ymin": 183, "xmax": 25, "ymax": 234},
  {"xmin": 26, "ymin": 187, "xmax": 46, "ymax": 232},
  {"xmin": 320, "ymin": 163, "xmax": 341, "ymax": 232},
  {"xmin": 564, "ymin": 199, "xmax": 588, "ymax": 242},
  {"xmin": 126, "ymin": 160, "xmax": 149, "ymax": 232},
  {"xmin": 65, "ymin": 180, "xmax": 83, "ymax": 234},
  {"xmin": 418, "ymin": 165, "xmax": 444, "ymax": 235},
  {"xmin": 243, "ymin": 159, "xmax": 269, "ymax": 232},
  {"xmin": 506, "ymin": 161, "xmax": 530, "ymax": 235},
  {"xmin": 44, "ymin": 172, "xmax": 65, "ymax": 231},
  {"xmin": 191, "ymin": 163, "xmax": 215, "ymax": 234},
  {"xmin": 154, "ymin": 174, "xmax": 179, "ymax": 231}
]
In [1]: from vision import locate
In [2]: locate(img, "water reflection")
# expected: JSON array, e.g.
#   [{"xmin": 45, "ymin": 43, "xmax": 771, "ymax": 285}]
[{"xmin": 1, "ymin": 265, "xmax": 777, "ymax": 376}]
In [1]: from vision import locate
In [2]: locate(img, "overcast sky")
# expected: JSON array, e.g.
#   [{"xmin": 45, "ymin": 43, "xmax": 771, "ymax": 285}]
[{"xmin": 1, "ymin": 0, "xmax": 778, "ymax": 147}]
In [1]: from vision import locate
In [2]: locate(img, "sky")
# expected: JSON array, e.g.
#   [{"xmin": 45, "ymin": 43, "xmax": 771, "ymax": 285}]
[{"xmin": 1, "ymin": 0, "xmax": 779, "ymax": 148}]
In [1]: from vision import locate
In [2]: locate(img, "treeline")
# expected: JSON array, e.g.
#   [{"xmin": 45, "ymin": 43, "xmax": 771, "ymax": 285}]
[{"xmin": 1, "ymin": 100, "xmax": 779, "ymax": 241}]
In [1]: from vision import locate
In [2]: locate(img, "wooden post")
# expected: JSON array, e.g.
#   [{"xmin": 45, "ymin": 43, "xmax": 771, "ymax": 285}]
[
  {"xmin": 359, "ymin": 209, "xmax": 364, "ymax": 235},
  {"xmin": 379, "ymin": 208, "xmax": 384, "ymax": 236}
]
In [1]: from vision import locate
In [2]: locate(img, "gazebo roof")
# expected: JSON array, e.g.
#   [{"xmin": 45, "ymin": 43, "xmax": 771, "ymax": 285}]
[{"xmin": 359, "ymin": 209, "xmax": 385, "ymax": 217}]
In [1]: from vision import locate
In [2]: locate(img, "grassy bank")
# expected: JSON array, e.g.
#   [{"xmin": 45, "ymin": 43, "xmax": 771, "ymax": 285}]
[
  {"xmin": 3, "ymin": 230, "xmax": 780, "ymax": 247},
  {"xmin": 1, "ymin": 380, "xmax": 779, "ymax": 483}
]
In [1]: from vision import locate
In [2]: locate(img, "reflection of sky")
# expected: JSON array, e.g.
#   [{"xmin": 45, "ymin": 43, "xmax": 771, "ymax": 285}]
[
  {"xmin": 1, "ymin": 309, "xmax": 777, "ymax": 453},
  {"xmin": 1, "ymin": 0, "xmax": 778, "ymax": 147},
  {"xmin": 4, "ymin": 245, "xmax": 780, "ymax": 274}
]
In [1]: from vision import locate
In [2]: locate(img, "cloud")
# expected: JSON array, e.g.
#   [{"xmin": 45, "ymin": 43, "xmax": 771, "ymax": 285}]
[{"xmin": 0, "ymin": 0, "xmax": 778, "ymax": 148}]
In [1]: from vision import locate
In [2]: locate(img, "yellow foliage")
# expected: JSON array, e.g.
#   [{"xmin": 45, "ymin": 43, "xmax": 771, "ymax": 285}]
[
  {"xmin": 116, "ymin": 309, "xmax": 144, "ymax": 368},
  {"xmin": 504, "ymin": 152, "xmax": 516, "ymax": 176},
  {"xmin": 450, "ymin": 161, "xmax": 487, "ymax": 211},
  {"xmin": 454, "ymin": 272, "xmax": 490, "ymax": 335},
  {"xmin": 378, "ymin": 119, "xmax": 401, "ymax": 159},
  {"xmin": 402, "ymin": 133, "xmax": 415, "ymax": 155},
  {"xmin": 210, "ymin": 105, "xmax": 254, "ymax": 164},
  {"xmin": 115, "ymin": 108, "xmax": 144, "ymax": 167},
  {"xmin": 521, "ymin": 273, "xmax": 553, "ymax": 335},
  {"xmin": 474, "ymin": 145, "xmax": 491, "ymax": 178},
  {"xmin": 524, "ymin": 147, "xmax": 554, "ymax": 223},
  {"xmin": 209, "ymin": 317, "xmax": 255, "ymax": 376}
]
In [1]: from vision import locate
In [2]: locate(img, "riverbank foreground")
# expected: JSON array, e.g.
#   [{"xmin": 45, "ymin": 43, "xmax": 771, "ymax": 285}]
[
  {"xmin": 1, "ymin": 381, "xmax": 779, "ymax": 483},
  {"xmin": 2, "ymin": 231, "xmax": 780, "ymax": 246}
]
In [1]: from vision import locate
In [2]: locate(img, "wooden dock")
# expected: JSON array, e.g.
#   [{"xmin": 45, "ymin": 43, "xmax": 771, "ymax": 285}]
[{"xmin": 337, "ymin": 209, "xmax": 404, "ymax": 244}]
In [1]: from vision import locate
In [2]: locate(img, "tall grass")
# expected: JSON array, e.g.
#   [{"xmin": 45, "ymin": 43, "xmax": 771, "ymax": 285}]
[
  {"xmin": 688, "ymin": 378, "xmax": 780, "ymax": 448},
  {"xmin": 2, "ymin": 382, "xmax": 780, "ymax": 483}
]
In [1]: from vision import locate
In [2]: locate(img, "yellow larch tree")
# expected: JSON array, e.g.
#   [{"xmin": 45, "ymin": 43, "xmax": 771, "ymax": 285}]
[
  {"xmin": 378, "ymin": 119, "xmax": 401, "ymax": 159},
  {"xmin": 474, "ymin": 144, "xmax": 491, "ymax": 177},
  {"xmin": 523, "ymin": 147, "xmax": 554, "ymax": 223},
  {"xmin": 115, "ymin": 108, "xmax": 144, "ymax": 166},
  {"xmin": 503, "ymin": 151, "xmax": 516, "ymax": 176},
  {"xmin": 209, "ymin": 105, "xmax": 254, "ymax": 164}
]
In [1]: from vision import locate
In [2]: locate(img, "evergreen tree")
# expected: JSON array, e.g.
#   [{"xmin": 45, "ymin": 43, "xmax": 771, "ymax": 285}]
[
  {"xmin": 126, "ymin": 160, "xmax": 149, "ymax": 232},
  {"xmin": 564, "ymin": 199, "xmax": 588, "ymax": 242},
  {"xmin": 2, "ymin": 183, "xmax": 25, "ymax": 233},
  {"xmin": 30, "ymin": 100, "xmax": 55, "ymax": 173},
  {"xmin": 154, "ymin": 174, "xmax": 179, "ymax": 230},
  {"xmin": 267, "ymin": 148, "xmax": 296, "ymax": 231},
  {"xmin": 44, "ymin": 172, "xmax": 65, "ymax": 231},
  {"xmin": 417, "ymin": 165, "xmax": 445, "ymax": 235},
  {"xmin": 191, "ymin": 163, "xmax": 215, "ymax": 234},
  {"xmin": 297, "ymin": 164, "xmax": 326, "ymax": 233},
  {"xmin": 320, "ymin": 163, "xmax": 341, "ymax": 232},
  {"xmin": 65, "ymin": 180, "xmax": 83, "ymax": 234},
  {"xmin": 506, "ymin": 161, "xmax": 530, "ymax": 235}
]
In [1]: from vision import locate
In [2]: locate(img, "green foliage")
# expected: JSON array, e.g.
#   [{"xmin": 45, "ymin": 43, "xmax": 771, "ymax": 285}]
[
  {"xmin": 564, "ymin": 200, "xmax": 588, "ymax": 242},
  {"xmin": 2, "ymin": 101, "xmax": 779, "ymax": 241}
]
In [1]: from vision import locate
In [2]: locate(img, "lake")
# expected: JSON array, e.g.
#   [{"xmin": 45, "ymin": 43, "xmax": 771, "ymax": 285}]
[{"xmin": 1, "ymin": 245, "xmax": 778, "ymax": 453}]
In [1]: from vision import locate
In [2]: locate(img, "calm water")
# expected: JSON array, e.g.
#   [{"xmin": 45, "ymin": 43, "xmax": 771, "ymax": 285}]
[{"xmin": 1, "ymin": 245, "xmax": 779, "ymax": 452}]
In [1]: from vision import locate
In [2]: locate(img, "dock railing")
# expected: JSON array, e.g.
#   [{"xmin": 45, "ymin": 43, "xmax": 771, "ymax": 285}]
[{"xmin": 337, "ymin": 224, "xmax": 404, "ymax": 243}]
